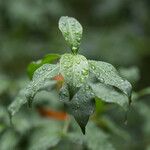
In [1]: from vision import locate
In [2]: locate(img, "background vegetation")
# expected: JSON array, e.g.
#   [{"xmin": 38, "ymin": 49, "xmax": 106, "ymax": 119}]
[{"xmin": 0, "ymin": 0, "xmax": 150, "ymax": 150}]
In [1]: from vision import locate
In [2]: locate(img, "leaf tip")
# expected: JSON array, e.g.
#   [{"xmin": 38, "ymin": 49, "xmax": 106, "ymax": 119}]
[
  {"xmin": 7, "ymin": 109, "xmax": 13, "ymax": 126},
  {"xmin": 81, "ymin": 126, "xmax": 86, "ymax": 135}
]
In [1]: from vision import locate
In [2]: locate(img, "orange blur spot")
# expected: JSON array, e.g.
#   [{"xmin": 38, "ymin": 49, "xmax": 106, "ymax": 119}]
[
  {"xmin": 53, "ymin": 74, "xmax": 64, "ymax": 81},
  {"xmin": 53, "ymin": 74, "xmax": 64, "ymax": 90},
  {"xmin": 38, "ymin": 107, "xmax": 68, "ymax": 121}
]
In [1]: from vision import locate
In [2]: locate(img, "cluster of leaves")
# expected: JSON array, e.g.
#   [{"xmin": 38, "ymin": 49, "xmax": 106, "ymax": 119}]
[
  {"xmin": 0, "ymin": 74, "xmax": 116, "ymax": 150},
  {"xmin": 8, "ymin": 17, "xmax": 132, "ymax": 134},
  {"xmin": 0, "ymin": 0, "xmax": 150, "ymax": 149},
  {"xmin": 1, "ymin": 62, "xmax": 150, "ymax": 150}
]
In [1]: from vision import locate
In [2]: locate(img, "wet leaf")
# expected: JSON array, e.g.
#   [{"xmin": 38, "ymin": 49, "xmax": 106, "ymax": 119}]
[
  {"xmin": 60, "ymin": 83, "xmax": 95, "ymax": 134},
  {"xmin": 59, "ymin": 16, "xmax": 83, "ymax": 51},
  {"xmin": 89, "ymin": 82, "xmax": 129, "ymax": 110},
  {"xmin": 8, "ymin": 64, "xmax": 59, "ymax": 118},
  {"xmin": 89, "ymin": 60, "xmax": 132, "ymax": 104},
  {"xmin": 26, "ymin": 64, "xmax": 59, "ymax": 107},
  {"xmin": 60, "ymin": 53, "xmax": 89, "ymax": 88},
  {"xmin": 8, "ymin": 89, "xmax": 28, "ymax": 118}
]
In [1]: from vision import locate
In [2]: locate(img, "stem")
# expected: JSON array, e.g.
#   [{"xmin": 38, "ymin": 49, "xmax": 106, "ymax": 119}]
[
  {"xmin": 71, "ymin": 46, "xmax": 78, "ymax": 55},
  {"xmin": 62, "ymin": 116, "xmax": 70, "ymax": 134}
]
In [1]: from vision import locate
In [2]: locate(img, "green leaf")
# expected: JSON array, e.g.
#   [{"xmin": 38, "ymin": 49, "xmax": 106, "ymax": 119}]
[
  {"xmin": 26, "ymin": 64, "xmax": 59, "ymax": 107},
  {"xmin": 138, "ymin": 87, "xmax": 150, "ymax": 97},
  {"xmin": 8, "ymin": 64, "xmax": 59, "ymax": 118},
  {"xmin": 8, "ymin": 89, "xmax": 27, "ymax": 119},
  {"xmin": 89, "ymin": 82, "xmax": 129, "ymax": 110},
  {"xmin": 89, "ymin": 60, "xmax": 132, "ymax": 103},
  {"xmin": 28, "ymin": 121, "xmax": 61, "ymax": 150},
  {"xmin": 27, "ymin": 54, "xmax": 61, "ymax": 79},
  {"xmin": 135, "ymin": 102, "xmax": 150, "ymax": 135},
  {"xmin": 27, "ymin": 60, "xmax": 42, "ymax": 80},
  {"xmin": 42, "ymin": 54, "xmax": 61, "ymax": 64},
  {"xmin": 95, "ymin": 98, "xmax": 106, "ymax": 114},
  {"xmin": 0, "ymin": 130, "xmax": 19, "ymax": 150},
  {"xmin": 59, "ymin": 16, "xmax": 83, "ymax": 52},
  {"xmin": 99, "ymin": 116, "xmax": 131, "ymax": 140},
  {"xmin": 147, "ymin": 145, "xmax": 150, "ymax": 150},
  {"xmin": 85, "ymin": 122, "xmax": 116, "ymax": 150},
  {"xmin": 0, "ymin": 74, "xmax": 10, "ymax": 95},
  {"xmin": 60, "ymin": 54, "xmax": 89, "ymax": 88},
  {"xmin": 59, "ymin": 83, "xmax": 95, "ymax": 134}
]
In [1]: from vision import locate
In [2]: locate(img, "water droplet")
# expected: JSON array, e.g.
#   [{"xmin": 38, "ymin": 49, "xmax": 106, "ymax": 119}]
[
  {"xmin": 66, "ymin": 72, "xmax": 70, "ymax": 76},
  {"xmin": 85, "ymin": 85, "xmax": 90, "ymax": 90},
  {"xmin": 91, "ymin": 65, "xmax": 96, "ymax": 70},
  {"xmin": 82, "ymin": 69, "xmax": 88, "ymax": 76},
  {"xmin": 72, "ymin": 46, "xmax": 77, "ymax": 51},
  {"xmin": 99, "ymin": 78, "xmax": 104, "ymax": 83},
  {"xmin": 65, "ymin": 37, "xmax": 68, "ymax": 41},
  {"xmin": 62, "ymin": 22, "xmax": 66, "ymax": 26},
  {"xmin": 77, "ymin": 37, "xmax": 81, "ymax": 41},
  {"xmin": 76, "ymin": 59, "xmax": 80, "ymax": 64}
]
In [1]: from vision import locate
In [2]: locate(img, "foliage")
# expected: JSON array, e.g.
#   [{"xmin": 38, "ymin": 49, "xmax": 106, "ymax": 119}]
[
  {"xmin": 0, "ymin": 1, "xmax": 150, "ymax": 149},
  {"xmin": 8, "ymin": 17, "xmax": 132, "ymax": 135}
]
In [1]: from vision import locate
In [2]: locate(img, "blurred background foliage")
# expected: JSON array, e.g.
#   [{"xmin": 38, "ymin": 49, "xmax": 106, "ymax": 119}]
[{"xmin": 0, "ymin": 0, "xmax": 150, "ymax": 150}]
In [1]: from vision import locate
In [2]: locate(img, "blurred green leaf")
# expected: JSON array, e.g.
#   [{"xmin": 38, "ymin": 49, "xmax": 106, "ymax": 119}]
[
  {"xmin": 28, "ymin": 121, "xmax": 61, "ymax": 150},
  {"xmin": 118, "ymin": 67, "xmax": 140, "ymax": 84},
  {"xmin": 0, "ymin": 130, "xmax": 19, "ymax": 150},
  {"xmin": 100, "ymin": 116, "xmax": 131, "ymax": 140},
  {"xmin": 95, "ymin": 98, "xmax": 106, "ymax": 114},
  {"xmin": 85, "ymin": 122, "xmax": 116, "ymax": 150},
  {"xmin": 27, "ymin": 54, "xmax": 61, "ymax": 79},
  {"xmin": 0, "ymin": 75, "xmax": 10, "ymax": 95},
  {"xmin": 138, "ymin": 87, "xmax": 150, "ymax": 97}
]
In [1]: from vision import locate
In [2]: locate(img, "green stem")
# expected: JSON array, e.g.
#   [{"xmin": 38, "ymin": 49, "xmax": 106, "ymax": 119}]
[
  {"xmin": 71, "ymin": 46, "xmax": 78, "ymax": 55},
  {"xmin": 62, "ymin": 116, "xmax": 70, "ymax": 134}
]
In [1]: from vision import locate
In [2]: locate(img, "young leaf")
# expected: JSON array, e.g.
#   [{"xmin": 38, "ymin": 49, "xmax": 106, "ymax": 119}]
[
  {"xmin": 60, "ymin": 54, "xmax": 89, "ymax": 88},
  {"xmin": 60, "ymin": 83, "xmax": 95, "ymax": 134},
  {"xmin": 89, "ymin": 60, "xmax": 132, "ymax": 102},
  {"xmin": 27, "ymin": 54, "xmax": 61, "ymax": 79},
  {"xmin": 89, "ymin": 82, "xmax": 129, "ymax": 110},
  {"xmin": 59, "ymin": 16, "xmax": 83, "ymax": 52}
]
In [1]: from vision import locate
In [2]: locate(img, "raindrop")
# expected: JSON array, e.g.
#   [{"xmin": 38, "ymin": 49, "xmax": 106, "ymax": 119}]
[
  {"xmin": 91, "ymin": 65, "xmax": 96, "ymax": 70},
  {"xmin": 99, "ymin": 78, "xmax": 104, "ymax": 83},
  {"xmin": 82, "ymin": 69, "xmax": 88, "ymax": 76},
  {"xmin": 72, "ymin": 46, "xmax": 77, "ymax": 51},
  {"xmin": 80, "ymin": 77, "xmax": 85, "ymax": 83}
]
